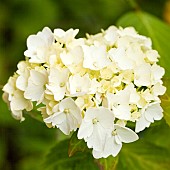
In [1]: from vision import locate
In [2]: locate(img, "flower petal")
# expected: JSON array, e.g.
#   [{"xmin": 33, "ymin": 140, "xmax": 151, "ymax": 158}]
[{"xmin": 115, "ymin": 125, "xmax": 139, "ymax": 143}]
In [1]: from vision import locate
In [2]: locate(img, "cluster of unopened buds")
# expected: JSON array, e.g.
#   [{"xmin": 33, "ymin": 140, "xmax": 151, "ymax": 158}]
[{"xmin": 2, "ymin": 25, "xmax": 166, "ymax": 158}]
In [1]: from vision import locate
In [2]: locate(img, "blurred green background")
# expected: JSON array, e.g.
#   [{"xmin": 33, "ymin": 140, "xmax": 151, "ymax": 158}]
[{"xmin": 1, "ymin": 0, "xmax": 170, "ymax": 170}]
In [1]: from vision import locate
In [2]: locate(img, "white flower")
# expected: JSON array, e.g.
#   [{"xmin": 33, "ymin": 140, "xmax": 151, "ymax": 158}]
[
  {"xmin": 100, "ymin": 63, "xmax": 119, "ymax": 80},
  {"xmin": 151, "ymin": 82, "xmax": 166, "ymax": 97},
  {"xmin": 120, "ymin": 70, "xmax": 134, "ymax": 84},
  {"xmin": 117, "ymin": 27, "xmax": 149, "ymax": 44},
  {"xmin": 16, "ymin": 61, "xmax": 30, "ymax": 91},
  {"xmin": 75, "ymin": 95, "xmax": 94, "ymax": 110},
  {"xmin": 44, "ymin": 98, "xmax": 82, "ymax": 135},
  {"xmin": 93, "ymin": 124, "xmax": 139, "ymax": 158},
  {"xmin": 126, "ymin": 43, "xmax": 145, "ymax": 65},
  {"xmin": 109, "ymin": 47, "xmax": 134, "ymax": 70},
  {"xmin": 145, "ymin": 50, "xmax": 159, "ymax": 63},
  {"xmin": 60, "ymin": 46, "xmax": 83, "ymax": 66},
  {"xmin": 134, "ymin": 63, "xmax": 152, "ymax": 86},
  {"xmin": 78, "ymin": 107, "xmax": 115, "ymax": 151},
  {"xmin": 151, "ymin": 64, "xmax": 165, "ymax": 85},
  {"xmin": 93, "ymin": 93, "xmax": 107, "ymax": 107},
  {"xmin": 104, "ymin": 26, "xmax": 119, "ymax": 46},
  {"xmin": 82, "ymin": 45, "xmax": 111, "ymax": 70},
  {"xmin": 68, "ymin": 74, "xmax": 91, "ymax": 96},
  {"xmin": 54, "ymin": 28, "xmax": 79, "ymax": 44},
  {"xmin": 24, "ymin": 67, "xmax": 48, "ymax": 103},
  {"xmin": 24, "ymin": 27, "xmax": 54, "ymax": 63},
  {"xmin": 125, "ymin": 83, "xmax": 140, "ymax": 104},
  {"xmin": 46, "ymin": 67, "xmax": 69, "ymax": 101},
  {"xmin": 3, "ymin": 76, "xmax": 33, "ymax": 121},
  {"xmin": 106, "ymin": 89, "xmax": 131, "ymax": 120},
  {"xmin": 135, "ymin": 102, "xmax": 163, "ymax": 133}
]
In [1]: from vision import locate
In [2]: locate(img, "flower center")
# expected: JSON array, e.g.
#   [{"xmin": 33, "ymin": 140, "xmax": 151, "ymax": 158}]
[
  {"xmin": 92, "ymin": 118, "xmax": 98, "ymax": 124},
  {"xmin": 76, "ymin": 88, "xmax": 81, "ymax": 92},
  {"xmin": 64, "ymin": 108, "xmax": 70, "ymax": 114},
  {"xmin": 112, "ymin": 130, "xmax": 117, "ymax": 136},
  {"xmin": 60, "ymin": 82, "xmax": 65, "ymax": 87}
]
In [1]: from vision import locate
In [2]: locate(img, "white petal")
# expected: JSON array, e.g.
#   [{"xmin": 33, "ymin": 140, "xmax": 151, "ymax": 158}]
[
  {"xmin": 134, "ymin": 63, "xmax": 151, "ymax": 86},
  {"xmin": 152, "ymin": 83, "xmax": 166, "ymax": 96},
  {"xmin": 26, "ymin": 35, "xmax": 45, "ymax": 51},
  {"xmin": 115, "ymin": 125, "xmax": 139, "ymax": 143},
  {"xmin": 16, "ymin": 75, "xmax": 28, "ymax": 91},
  {"xmin": 24, "ymin": 84, "xmax": 44, "ymax": 101},
  {"xmin": 11, "ymin": 110, "xmax": 25, "ymax": 121},
  {"xmin": 59, "ymin": 98, "xmax": 81, "ymax": 122},
  {"xmin": 38, "ymin": 27, "xmax": 54, "ymax": 45},
  {"xmin": 52, "ymin": 112, "xmax": 66, "ymax": 125},
  {"xmin": 83, "ymin": 45, "xmax": 110, "ymax": 70},
  {"xmin": 10, "ymin": 90, "xmax": 29, "ymax": 110},
  {"xmin": 135, "ymin": 113, "xmax": 151, "ymax": 133},
  {"xmin": 86, "ymin": 124, "xmax": 106, "ymax": 151},
  {"xmin": 92, "ymin": 149, "xmax": 104, "ymax": 159},
  {"xmin": 96, "ymin": 107, "xmax": 115, "ymax": 129},
  {"xmin": 104, "ymin": 136, "xmax": 122, "ymax": 157},
  {"xmin": 115, "ymin": 135, "xmax": 122, "ymax": 145},
  {"xmin": 77, "ymin": 120, "xmax": 93, "ymax": 139},
  {"xmin": 144, "ymin": 103, "xmax": 163, "ymax": 122},
  {"xmin": 58, "ymin": 120, "xmax": 70, "ymax": 135},
  {"xmin": 151, "ymin": 64, "xmax": 165, "ymax": 83},
  {"xmin": 66, "ymin": 114, "xmax": 77, "ymax": 131},
  {"xmin": 113, "ymin": 104, "xmax": 131, "ymax": 120},
  {"xmin": 109, "ymin": 47, "xmax": 133, "ymax": 70},
  {"xmin": 83, "ymin": 107, "xmax": 98, "ymax": 121},
  {"xmin": 44, "ymin": 112, "xmax": 65, "ymax": 125}
]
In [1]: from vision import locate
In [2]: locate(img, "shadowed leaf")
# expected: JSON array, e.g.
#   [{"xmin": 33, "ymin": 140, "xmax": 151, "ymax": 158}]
[{"xmin": 68, "ymin": 132, "xmax": 89, "ymax": 157}]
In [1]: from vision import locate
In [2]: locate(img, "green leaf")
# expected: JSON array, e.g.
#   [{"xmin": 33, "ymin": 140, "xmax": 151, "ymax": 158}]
[
  {"xmin": 117, "ymin": 11, "xmax": 170, "ymax": 76},
  {"xmin": 141, "ymin": 119, "xmax": 170, "ymax": 149},
  {"xmin": 161, "ymin": 78, "xmax": 170, "ymax": 126},
  {"xmin": 95, "ymin": 156, "xmax": 118, "ymax": 170},
  {"xmin": 117, "ymin": 121, "xmax": 170, "ymax": 170},
  {"xmin": 68, "ymin": 132, "xmax": 89, "ymax": 157},
  {"xmin": 43, "ymin": 139, "xmax": 98, "ymax": 170}
]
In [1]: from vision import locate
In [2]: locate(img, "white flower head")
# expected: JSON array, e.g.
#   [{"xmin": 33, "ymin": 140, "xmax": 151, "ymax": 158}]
[
  {"xmin": 2, "ymin": 25, "xmax": 166, "ymax": 159},
  {"xmin": 44, "ymin": 98, "xmax": 82, "ymax": 135}
]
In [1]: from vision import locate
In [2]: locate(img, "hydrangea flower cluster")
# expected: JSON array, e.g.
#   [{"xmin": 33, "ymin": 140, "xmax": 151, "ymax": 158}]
[{"xmin": 2, "ymin": 26, "xmax": 166, "ymax": 158}]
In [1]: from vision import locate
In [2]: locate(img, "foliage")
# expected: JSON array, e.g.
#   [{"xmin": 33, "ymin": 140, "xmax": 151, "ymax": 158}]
[{"xmin": 1, "ymin": 0, "xmax": 170, "ymax": 170}]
